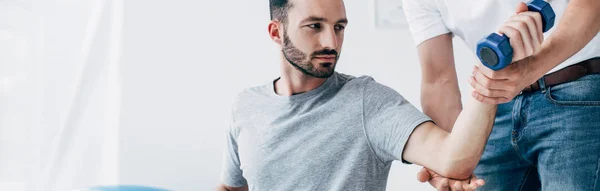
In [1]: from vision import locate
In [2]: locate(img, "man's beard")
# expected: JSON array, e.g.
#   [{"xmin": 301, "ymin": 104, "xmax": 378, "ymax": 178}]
[{"xmin": 282, "ymin": 31, "xmax": 339, "ymax": 78}]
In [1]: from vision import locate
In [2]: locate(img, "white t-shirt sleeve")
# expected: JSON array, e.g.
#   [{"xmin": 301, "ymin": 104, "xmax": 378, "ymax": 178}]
[{"xmin": 402, "ymin": 0, "xmax": 451, "ymax": 46}]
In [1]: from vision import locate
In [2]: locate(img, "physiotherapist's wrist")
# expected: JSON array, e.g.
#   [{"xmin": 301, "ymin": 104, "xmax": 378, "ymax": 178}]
[
  {"xmin": 530, "ymin": 38, "xmax": 575, "ymax": 77},
  {"xmin": 525, "ymin": 54, "xmax": 553, "ymax": 81}
]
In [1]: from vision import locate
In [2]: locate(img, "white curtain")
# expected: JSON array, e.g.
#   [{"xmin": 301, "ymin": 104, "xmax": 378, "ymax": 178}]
[{"xmin": 0, "ymin": 0, "xmax": 123, "ymax": 190}]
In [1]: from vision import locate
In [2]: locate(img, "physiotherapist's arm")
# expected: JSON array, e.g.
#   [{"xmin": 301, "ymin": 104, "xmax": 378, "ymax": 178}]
[
  {"xmin": 417, "ymin": 33, "xmax": 461, "ymax": 132},
  {"xmin": 402, "ymin": 95, "xmax": 497, "ymax": 180},
  {"xmin": 528, "ymin": 0, "xmax": 600, "ymax": 76},
  {"xmin": 469, "ymin": 0, "xmax": 599, "ymax": 104}
]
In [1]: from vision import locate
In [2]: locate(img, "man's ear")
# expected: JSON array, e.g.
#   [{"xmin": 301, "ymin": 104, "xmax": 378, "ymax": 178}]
[{"xmin": 268, "ymin": 21, "xmax": 283, "ymax": 45}]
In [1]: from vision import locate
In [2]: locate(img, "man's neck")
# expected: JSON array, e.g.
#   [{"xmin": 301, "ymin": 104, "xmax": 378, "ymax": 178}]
[{"xmin": 274, "ymin": 65, "xmax": 328, "ymax": 96}]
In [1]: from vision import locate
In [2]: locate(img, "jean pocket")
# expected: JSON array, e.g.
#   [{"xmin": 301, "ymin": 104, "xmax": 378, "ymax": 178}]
[{"xmin": 546, "ymin": 74, "xmax": 600, "ymax": 106}]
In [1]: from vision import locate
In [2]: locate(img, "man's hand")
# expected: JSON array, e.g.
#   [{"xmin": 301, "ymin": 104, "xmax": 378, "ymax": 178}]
[
  {"xmin": 470, "ymin": 2, "xmax": 547, "ymax": 104},
  {"xmin": 417, "ymin": 167, "xmax": 485, "ymax": 191},
  {"xmin": 500, "ymin": 2, "xmax": 545, "ymax": 62},
  {"xmin": 469, "ymin": 58, "xmax": 543, "ymax": 104}
]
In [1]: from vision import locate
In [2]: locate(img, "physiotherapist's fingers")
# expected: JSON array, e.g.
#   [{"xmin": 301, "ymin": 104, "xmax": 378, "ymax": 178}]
[
  {"xmin": 429, "ymin": 177, "xmax": 447, "ymax": 191},
  {"xmin": 452, "ymin": 181, "xmax": 464, "ymax": 191},
  {"xmin": 510, "ymin": 2, "xmax": 533, "ymax": 61},
  {"xmin": 463, "ymin": 184, "xmax": 476, "ymax": 191},
  {"xmin": 463, "ymin": 184, "xmax": 477, "ymax": 191},
  {"xmin": 436, "ymin": 178, "xmax": 450, "ymax": 191},
  {"xmin": 472, "ymin": 62, "xmax": 496, "ymax": 80},
  {"xmin": 475, "ymin": 62, "xmax": 515, "ymax": 81},
  {"xmin": 472, "ymin": 66, "xmax": 510, "ymax": 90},
  {"xmin": 498, "ymin": 24, "xmax": 526, "ymax": 62},
  {"xmin": 460, "ymin": 179, "xmax": 475, "ymax": 191},
  {"xmin": 472, "ymin": 90, "xmax": 509, "ymax": 104},
  {"xmin": 515, "ymin": 2, "xmax": 529, "ymax": 14},
  {"xmin": 469, "ymin": 76, "xmax": 509, "ymax": 99},
  {"xmin": 464, "ymin": 176, "xmax": 483, "ymax": 191},
  {"xmin": 417, "ymin": 167, "xmax": 430, "ymax": 182},
  {"xmin": 504, "ymin": 20, "xmax": 534, "ymax": 58},
  {"xmin": 520, "ymin": 11, "xmax": 544, "ymax": 46},
  {"xmin": 511, "ymin": 13, "xmax": 541, "ymax": 54},
  {"xmin": 474, "ymin": 178, "xmax": 485, "ymax": 187},
  {"xmin": 475, "ymin": 63, "xmax": 527, "ymax": 100}
]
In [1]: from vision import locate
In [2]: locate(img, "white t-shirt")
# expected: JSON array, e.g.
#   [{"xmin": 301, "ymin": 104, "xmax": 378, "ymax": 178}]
[{"xmin": 402, "ymin": 0, "xmax": 600, "ymax": 74}]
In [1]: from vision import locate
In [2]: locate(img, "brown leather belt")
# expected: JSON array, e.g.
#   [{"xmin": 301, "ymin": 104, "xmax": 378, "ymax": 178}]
[{"xmin": 522, "ymin": 57, "xmax": 600, "ymax": 93}]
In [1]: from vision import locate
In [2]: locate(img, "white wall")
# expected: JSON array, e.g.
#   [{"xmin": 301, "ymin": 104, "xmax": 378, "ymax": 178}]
[
  {"xmin": 1, "ymin": 0, "xmax": 122, "ymax": 190},
  {"xmin": 120, "ymin": 0, "xmax": 478, "ymax": 190}
]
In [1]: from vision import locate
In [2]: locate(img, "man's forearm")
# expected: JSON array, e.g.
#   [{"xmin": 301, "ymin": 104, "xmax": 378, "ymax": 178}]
[
  {"xmin": 421, "ymin": 81, "xmax": 462, "ymax": 132},
  {"xmin": 217, "ymin": 185, "xmax": 229, "ymax": 191},
  {"xmin": 216, "ymin": 185, "xmax": 248, "ymax": 191},
  {"xmin": 440, "ymin": 96, "xmax": 497, "ymax": 179},
  {"xmin": 530, "ymin": 0, "xmax": 600, "ymax": 77}
]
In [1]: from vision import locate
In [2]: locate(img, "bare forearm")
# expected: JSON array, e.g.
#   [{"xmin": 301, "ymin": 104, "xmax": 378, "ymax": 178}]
[
  {"xmin": 217, "ymin": 185, "xmax": 229, "ymax": 191},
  {"xmin": 421, "ymin": 82, "xmax": 462, "ymax": 132},
  {"xmin": 217, "ymin": 185, "xmax": 248, "ymax": 191},
  {"xmin": 402, "ymin": 94, "xmax": 496, "ymax": 179},
  {"xmin": 441, "ymin": 96, "xmax": 497, "ymax": 179},
  {"xmin": 407, "ymin": 34, "xmax": 496, "ymax": 179},
  {"xmin": 533, "ymin": 0, "xmax": 600, "ymax": 76}
]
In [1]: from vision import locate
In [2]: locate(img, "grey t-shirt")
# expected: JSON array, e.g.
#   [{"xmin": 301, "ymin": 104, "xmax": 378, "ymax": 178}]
[{"xmin": 221, "ymin": 72, "xmax": 431, "ymax": 191}]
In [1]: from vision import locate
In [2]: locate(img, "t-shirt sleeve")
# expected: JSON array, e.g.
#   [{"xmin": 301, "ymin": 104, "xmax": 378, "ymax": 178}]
[
  {"xmin": 220, "ymin": 108, "xmax": 248, "ymax": 187},
  {"xmin": 402, "ymin": 0, "xmax": 451, "ymax": 46},
  {"xmin": 361, "ymin": 77, "xmax": 432, "ymax": 164}
]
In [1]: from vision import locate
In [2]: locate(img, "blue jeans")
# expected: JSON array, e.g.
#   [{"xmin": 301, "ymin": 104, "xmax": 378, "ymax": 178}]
[{"xmin": 474, "ymin": 74, "xmax": 600, "ymax": 191}]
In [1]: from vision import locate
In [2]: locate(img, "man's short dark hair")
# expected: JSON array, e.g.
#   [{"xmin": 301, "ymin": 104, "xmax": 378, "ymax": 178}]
[{"xmin": 270, "ymin": 0, "xmax": 293, "ymax": 23}]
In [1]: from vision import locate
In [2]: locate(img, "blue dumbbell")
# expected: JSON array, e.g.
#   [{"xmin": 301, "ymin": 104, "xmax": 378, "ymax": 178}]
[{"xmin": 476, "ymin": 0, "xmax": 555, "ymax": 71}]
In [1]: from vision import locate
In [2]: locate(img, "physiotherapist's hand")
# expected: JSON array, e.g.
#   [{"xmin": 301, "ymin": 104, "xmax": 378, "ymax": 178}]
[
  {"xmin": 500, "ymin": 2, "xmax": 545, "ymax": 62},
  {"xmin": 469, "ymin": 58, "xmax": 543, "ymax": 104},
  {"xmin": 469, "ymin": 2, "xmax": 546, "ymax": 104},
  {"xmin": 417, "ymin": 167, "xmax": 485, "ymax": 191}
]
